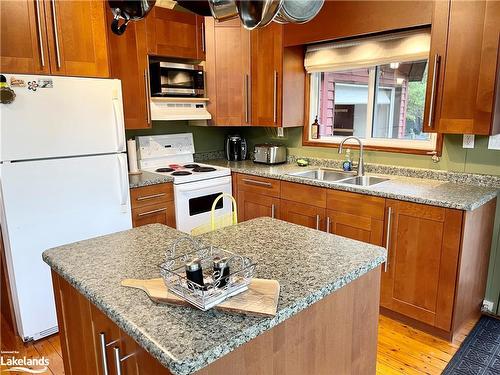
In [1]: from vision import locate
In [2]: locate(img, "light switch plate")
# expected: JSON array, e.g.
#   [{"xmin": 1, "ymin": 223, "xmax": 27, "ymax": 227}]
[
  {"xmin": 463, "ymin": 134, "xmax": 475, "ymax": 149},
  {"xmin": 488, "ymin": 134, "xmax": 500, "ymax": 150}
]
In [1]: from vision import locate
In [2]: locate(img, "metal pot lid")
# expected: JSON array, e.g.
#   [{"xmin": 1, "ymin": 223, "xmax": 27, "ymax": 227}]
[
  {"xmin": 274, "ymin": 0, "xmax": 324, "ymax": 24},
  {"xmin": 236, "ymin": 0, "xmax": 283, "ymax": 30}
]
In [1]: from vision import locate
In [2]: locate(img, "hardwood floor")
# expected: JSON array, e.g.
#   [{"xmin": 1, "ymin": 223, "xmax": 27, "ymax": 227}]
[{"xmin": 0, "ymin": 313, "xmax": 474, "ymax": 375}]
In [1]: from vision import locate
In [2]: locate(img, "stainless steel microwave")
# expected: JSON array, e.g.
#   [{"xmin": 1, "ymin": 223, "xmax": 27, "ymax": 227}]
[{"xmin": 149, "ymin": 62, "xmax": 205, "ymax": 97}]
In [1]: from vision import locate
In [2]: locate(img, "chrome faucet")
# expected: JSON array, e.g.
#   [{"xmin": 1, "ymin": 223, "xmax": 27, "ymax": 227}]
[{"xmin": 338, "ymin": 136, "xmax": 364, "ymax": 177}]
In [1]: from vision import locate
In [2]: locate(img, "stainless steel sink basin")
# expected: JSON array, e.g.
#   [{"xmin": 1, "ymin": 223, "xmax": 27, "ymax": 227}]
[
  {"xmin": 338, "ymin": 176, "xmax": 389, "ymax": 186},
  {"xmin": 288, "ymin": 168, "xmax": 356, "ymax": 182}
]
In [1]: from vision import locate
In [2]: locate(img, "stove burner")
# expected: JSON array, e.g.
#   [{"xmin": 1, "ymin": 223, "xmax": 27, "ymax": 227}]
[
  {"xmin": 156, "ymin": 167, "xmax": 174, "ymax": 173},
  {"xmin": 183, "ymin": 164, "xmax": 200, "ymax": 169},
  {"xmin": 193, "ymin": 166, "xmax": 217, "ymax": 173},
  {"xmin": 171, "ymin": 171, "xmax": 192, "ymax": 176}
]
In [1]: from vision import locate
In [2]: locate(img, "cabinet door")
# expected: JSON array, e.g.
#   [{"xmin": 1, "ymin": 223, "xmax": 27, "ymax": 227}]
[
  {"xmin": 90, "ymin": 304, "xmax": 121, "ymax": 375},
  {"xmin": 251, "ymin": 23, "xmax": 283, "ymax": 126},
  {"xmin": 205, "ymin": 18, "xmax": 251, "ymax": 125},
  {"xmin": 132, "ymin": 201, "xmax": 176, "ymax": 228},
  {"xmin": 380, "ymin": 200, "xmax": 462, "ymax": 331},
  {"xmin": 146, "ymin": 7, "xmax": 202, "ymax": 60},
  {"xmin": 326, "ymin": 210, "xmax": 384, "ymax": 245},
  {"xmin": 51, "ymin": 272, "xmax": 99, "ymax": 375},
  {"xmin": 238, "ymin": 191, "xmax": 280, "ymax": 222},
  {"xmin": 0, "ymin": 0, "xmax": 50, "ymax": 74},
  {"xmin": 281, "ymin": 200, "xmax": 325, "ymax": 230},
  {"xmin": 45, "ymin": 0, "xmax": 110, "ymax": 77},
  {"xmin": 326, "ymin": 190, "xmax": 385, "ymax": 245},
  {"xmin": 107, "ymin": 10, "xmax": 150, "ymax": 129}
]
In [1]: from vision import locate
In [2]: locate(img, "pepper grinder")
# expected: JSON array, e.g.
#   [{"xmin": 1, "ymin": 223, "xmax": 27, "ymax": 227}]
[
  {"xmin": 185, "ymin": 258, "xmax": 204, "ymax": 289},
  {"xmin": 213, "ymin": 256, "xmax": 230, "ymax": 288}
]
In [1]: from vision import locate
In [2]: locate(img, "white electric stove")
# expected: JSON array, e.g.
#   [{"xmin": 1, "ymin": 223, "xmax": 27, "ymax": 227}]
[{"xmin": 136, "ymin": 134, "xmax": 232, "ymax": 233}]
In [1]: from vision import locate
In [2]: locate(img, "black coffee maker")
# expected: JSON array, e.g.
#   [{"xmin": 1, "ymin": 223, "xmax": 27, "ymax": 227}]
[{"xmin": 225, "ymin": 135, "xmax": 247, "ymax": 161}]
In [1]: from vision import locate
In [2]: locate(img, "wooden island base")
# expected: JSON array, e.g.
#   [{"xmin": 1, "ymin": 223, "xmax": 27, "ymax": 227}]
[{"xmin": 52, "ymin": 266, "xmax": 381, "ymax": 375}]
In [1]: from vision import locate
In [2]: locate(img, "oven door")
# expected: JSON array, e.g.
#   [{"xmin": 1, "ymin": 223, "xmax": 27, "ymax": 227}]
[{"xmin": 173, "ymin": 176, "xmax": 232, "ymax": 233}]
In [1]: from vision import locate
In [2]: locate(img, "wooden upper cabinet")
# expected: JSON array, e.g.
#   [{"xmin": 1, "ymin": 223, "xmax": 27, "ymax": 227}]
[
  {"xmin": 0, "ymin": 0, "xmax": 50, "ymax": 74},
  {"xmin": 46, "ymin": 0, "xmax": 110, "ymax": 77},
  {"xmin": 424, "ymin": 0, "xmax": 500, "ymax": 135},
  {"xmin": 380, "ymin": 200, "xmax": 463, "ymax": 331},
  {"xmin": 0, "ymin": 0, "xmax": 109, "ymax": 77},
  {"xmin": 205, "ymin": 18, "xmax": 251, "ymax": 126},
  {"xmin": 146, "ymin": 7, "xmax": 204, "ymax": 60},
  {"xmin": 106, "ymin": 10, "xmax": 150, "ymax": 130}
]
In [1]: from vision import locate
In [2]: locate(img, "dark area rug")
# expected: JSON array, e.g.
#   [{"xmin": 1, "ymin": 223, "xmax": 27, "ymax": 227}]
[{"xmin": 442, "ymin": 315, "xmax": 500, "ymax": 374}]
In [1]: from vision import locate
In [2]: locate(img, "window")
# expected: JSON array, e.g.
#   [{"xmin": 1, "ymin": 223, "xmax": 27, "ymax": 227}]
[{"xmin": 305, "ymin": 30, "xmax": 438, "ymax": 152}]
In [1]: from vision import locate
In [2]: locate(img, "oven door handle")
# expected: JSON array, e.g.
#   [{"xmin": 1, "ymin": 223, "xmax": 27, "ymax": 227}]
[{"xmin": 174, "ymin": 176, "xmax": 232, "ymax": 193}]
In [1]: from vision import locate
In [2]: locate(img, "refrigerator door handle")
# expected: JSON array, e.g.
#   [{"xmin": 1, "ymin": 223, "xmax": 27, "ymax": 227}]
[
  {"xmin": 117, "ymin": 155, "xmax": 129, "ymax": 207},
  {"xmin": 112, "ymin": 97, "xmax": 125, "ymax": 152}
]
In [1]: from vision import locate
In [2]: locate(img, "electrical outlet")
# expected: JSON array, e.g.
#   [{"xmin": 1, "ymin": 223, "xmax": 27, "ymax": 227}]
[
  {"xmin": 488, "ymin": 134, "xmax": 500, "ymax": 150},
  {"xmin": 481, "ymin": 300, "xmax": 494, "ymax": 313},
  {"xmin": 463, "ymin": 134, "xmax": 475, "ymax": 149},
  {"xmin": 277, "ymin": 128, "xmax": 284, "ymax": 137}
]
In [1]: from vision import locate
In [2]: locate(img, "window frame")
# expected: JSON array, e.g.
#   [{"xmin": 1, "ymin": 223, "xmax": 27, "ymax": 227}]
[{"xmin": 303, "ymin": 68, "xmax": 443, "ymax": 156}]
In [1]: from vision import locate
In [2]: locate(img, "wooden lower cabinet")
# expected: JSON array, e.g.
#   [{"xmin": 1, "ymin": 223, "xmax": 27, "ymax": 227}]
[
  {"xmin": 52, "ymin": 272, "xmax": 172, "ymax": 375},
  {"xmin": 130, "ymin": 183, "xmax": 176, "ymax": 228},
  {"xmin": 281, "ymin": 200, "xmax": 325, "ymax": 230},
  {"xmin": 238, "ymin": 191, "xmax": 280, "ymax": 221},
  {"xmin": 380, "ymin": 200, "xmax": 462, "ymax": 332},
  {"xmin": 326, "ymin": 190, "xmax": 385, "ymax": 246}
]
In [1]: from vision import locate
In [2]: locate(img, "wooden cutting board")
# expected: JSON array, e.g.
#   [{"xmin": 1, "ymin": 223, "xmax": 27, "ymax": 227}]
[{"xmin": 121, "ymin": 278, "xmax": 280, "ymax": 317}]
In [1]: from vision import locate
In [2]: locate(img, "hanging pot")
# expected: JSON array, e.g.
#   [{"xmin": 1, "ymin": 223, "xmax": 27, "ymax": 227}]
[
  {"xmin": 274, "ymin": 0, "xmax": 324, "ymax": 24},
  {"xmin": 209, "ymin": 0, "xmax": 239, "ymax": 22},
  {"xmin": 108, "ymin": 0, "xmax": 157, "ymax": 35},
  {"xmin": 236, "ymin": 0, "xmax": 283, "ymax": 30},
  {"xmin": 176, "ymin": 1, "xmax": 212, "ymax": 16}
]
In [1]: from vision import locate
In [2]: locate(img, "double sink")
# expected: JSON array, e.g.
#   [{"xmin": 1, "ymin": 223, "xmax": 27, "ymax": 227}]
[{"xmin": 287, "ymin": 167, "xmax": 389, "ymax": 187}]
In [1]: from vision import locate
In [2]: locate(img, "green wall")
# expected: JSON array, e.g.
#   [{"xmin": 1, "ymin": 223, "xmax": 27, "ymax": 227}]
[
  {"xmin": 240, "ymin": 126, "xmax": 500, "ymax": 314},
  {"xmin": 125, "ymin": 121, "xmax": 229, "ymax": 153}
]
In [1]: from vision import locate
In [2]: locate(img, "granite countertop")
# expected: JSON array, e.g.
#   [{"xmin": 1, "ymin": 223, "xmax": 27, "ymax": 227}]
[
  {"xmin": 129, "ymin": 170, "xmax": 173, "ymax": 188},
  {"xmin": 42, "ymin": 218, "xmax": 386, "ymax": 375},
  {"xmin": 207, "ymin": 160, "xmax": 499, "ymax": 211}
]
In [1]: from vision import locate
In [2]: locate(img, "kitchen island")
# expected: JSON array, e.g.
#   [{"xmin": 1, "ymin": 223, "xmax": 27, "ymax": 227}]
[{"xmin": 43, "ymin": 218, "xmax": 386, "ymax": 375}]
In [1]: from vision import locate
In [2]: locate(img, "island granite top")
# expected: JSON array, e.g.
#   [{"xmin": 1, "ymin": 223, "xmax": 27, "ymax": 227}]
[
  {"xmin": 42, "ymin": 218, "xmax": 386, "ymax": 375},
  {"xmin": 208, "ymin": 160, "xmax": 498, "ymax": 211}
]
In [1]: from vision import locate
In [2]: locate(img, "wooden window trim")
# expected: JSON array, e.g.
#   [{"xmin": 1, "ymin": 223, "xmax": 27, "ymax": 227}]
[{"xmin": 302, "ymin": 64, "xmax": 444, "ymax": 157}]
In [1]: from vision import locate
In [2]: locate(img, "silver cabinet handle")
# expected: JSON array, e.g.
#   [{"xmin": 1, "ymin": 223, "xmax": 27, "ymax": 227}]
[
  {"xmin": 326, "ymin": 217, "xmax": 330, "ymax": 233},
  {"xmin": 144, "ymin": 69, "xmax": 151, "ymax": 125},
  {"xmin": 427, "ymin": 54, "xmax": 440, "ymax": 129},
  {"xmin": 316, "ymin": 214, "xmax": 320, "ymax": 230},
  {"xmin": 271, "ymin": 204, "xmax": 275, "ymax": 219},
  {"xmin": 99, "ymin": 333, "xmax": 109, "ymax": 375},
  {"xmin": 273, "ymin": 70, "xmax": 278, "ymax": 124},
  {"xmin": 241, "ymin": 178, "xmax": 272, "ymax": 188},
  {"xmin": 384, "ymin": 207, "xmax": 393, "ymax": 272},
  {"xmin": 201, "ymin": 21, "xmax": 205, "ymax": 52},
  {"xmin": 244, "ymin": 74, "xmax": 249, "ymax": 123},
  {"xmin": 136, "ymin": 193, "xmax": 166, "ymax": 201},
  {"xmin": 113, "ymin": 347, "xmax": 134, "ymax": 375},
  {"xmin": 50, "ymin": 0, "xmax": 61, "ymax": 69},
  {"xmin": 34, "ymin": 0, "xmax": 45, "ymax": 67},
  {"xmin": 138, "ymin": 208, "xmax": 166, "ymax": 217}
]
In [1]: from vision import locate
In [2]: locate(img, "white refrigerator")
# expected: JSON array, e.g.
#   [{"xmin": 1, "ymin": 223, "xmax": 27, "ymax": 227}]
[{"xmin": 0, "ymin": 74, "xmax": 132, "ymax": 341}]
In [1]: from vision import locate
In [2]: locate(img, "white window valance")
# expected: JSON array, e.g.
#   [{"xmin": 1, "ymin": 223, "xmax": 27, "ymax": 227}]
[{"xmin": 304, "ymin": 30, "xmax": 431, "ymax": 73}]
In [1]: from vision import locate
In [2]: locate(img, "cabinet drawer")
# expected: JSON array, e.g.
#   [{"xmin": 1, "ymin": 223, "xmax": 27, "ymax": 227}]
[
  {"xmin": 132, "ymin": 201, "xmax": 175, "ymax": 228},
  {"xmin": 327, "ymin": 190, "xmax": 385, "ymax": 220},
  {"xmin": 130, "ymin": 183, "xmax": 174, "ymax": 209},
  {"xmin": 236, "ymin": 174, "xmax": 280, "ymax": 197},
  {"xmin": 281, "ymin": 181, "xmax": 326, "ymax": 208}
]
